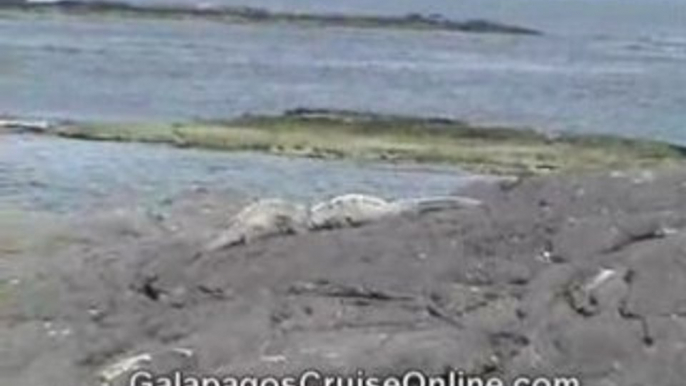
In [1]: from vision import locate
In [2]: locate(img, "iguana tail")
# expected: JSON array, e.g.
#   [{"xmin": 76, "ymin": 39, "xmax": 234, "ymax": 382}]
[{"xmin": 396, "ymin": 196, "xmax": 482, "ymax": 213}]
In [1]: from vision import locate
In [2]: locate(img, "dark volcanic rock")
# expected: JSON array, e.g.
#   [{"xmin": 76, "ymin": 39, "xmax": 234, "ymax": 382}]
[{"xmin": 2, "ymin": 169, "xmax": 686, "ymax": 385}]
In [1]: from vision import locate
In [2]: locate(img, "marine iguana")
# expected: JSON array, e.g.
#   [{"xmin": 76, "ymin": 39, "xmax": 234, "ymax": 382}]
[
  {"xmin": 205, "ymin": 194, "xmax": 482, "ymax": 252},
  {"xmin": 203, "ymin": 199, "xmax": 309, "ymax": 252},
  {"xmin": 308, "ymin": 193, "xmax": 482, "ymax": 230}
]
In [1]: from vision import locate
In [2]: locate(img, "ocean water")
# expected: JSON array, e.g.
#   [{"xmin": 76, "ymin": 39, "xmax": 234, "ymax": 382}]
[
  {"xmin": 0, "ymin": 0, "xmax": 684, "ymax": 211},
  {"xmin": 1, "ymin": 0, "xmax": 685, "ymax": 142},
  {"xmin": 0, "ymin": 134, "xmax": 479, "ymax": 212}
]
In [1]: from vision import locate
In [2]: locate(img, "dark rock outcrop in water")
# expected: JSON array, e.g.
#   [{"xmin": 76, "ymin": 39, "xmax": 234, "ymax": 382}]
[{"xmin": 2, "ymin": 0, "xmax": 542, "ymax": 35}]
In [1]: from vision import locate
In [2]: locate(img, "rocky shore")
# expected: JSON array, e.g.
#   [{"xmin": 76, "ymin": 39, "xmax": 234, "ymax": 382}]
[
  {"xmin": 3, "ymin": 110, "xmax": 685, "ymax": 175},
  {"xmin": 1, "ymin": 167, "xmax": 686, "ymax": 385},
  {"xmin": 0, "ymin": 1, "xmax": 541, "ymax": 35}
]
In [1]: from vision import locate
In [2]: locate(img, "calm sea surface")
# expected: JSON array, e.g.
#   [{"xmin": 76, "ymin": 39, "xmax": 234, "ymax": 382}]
[
  {"xmin": 0, "ymin": 134, "xmax": 480, "ymax": 212},
  {"xmin": 1, "ymin": 0, "xmax": 684, "ymax": 142},
  {"xmin": 0, "ymin": 0, "xmax": 684, "ymax": 211}
]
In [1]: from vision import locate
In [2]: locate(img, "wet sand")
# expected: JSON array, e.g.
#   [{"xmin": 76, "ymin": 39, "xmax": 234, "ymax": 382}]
[{"xmin": 2, "ymin": 167, "xmax": 686, "ymax": 385}]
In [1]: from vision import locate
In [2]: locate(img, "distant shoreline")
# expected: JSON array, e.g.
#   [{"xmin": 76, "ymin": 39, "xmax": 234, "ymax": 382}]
[
  {"xmin": 2, "ymin": 109, "xmax": 683, "ymax": 175},
  {"xmin": 0, "ymin": 1, "xmax": 542, "ymax": 35}
]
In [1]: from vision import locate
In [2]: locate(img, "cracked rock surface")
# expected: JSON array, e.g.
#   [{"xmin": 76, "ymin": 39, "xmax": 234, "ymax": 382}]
[{"xmin": 1, "ymin": 169, "xmax": 686, "ymax": 385}]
